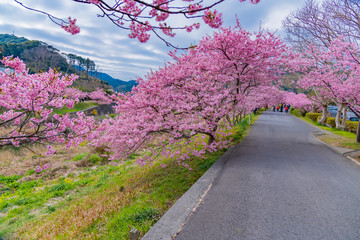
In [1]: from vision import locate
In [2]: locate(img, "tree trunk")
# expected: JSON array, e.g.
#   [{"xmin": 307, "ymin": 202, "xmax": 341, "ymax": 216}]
[
  {"xmin": 340, "ymin": 107, "xmax": 347, "ymax": 130},
  {"xmin": 335, "ymin": 104, "xmax": 344, "ymax": 129},
  {"xmin": 357, "ymin": 121, "xmax": 360, "ymax": 143},
  {"xmin": 319, "ymin": 104, "xmax": 328, "ymax": 125}
]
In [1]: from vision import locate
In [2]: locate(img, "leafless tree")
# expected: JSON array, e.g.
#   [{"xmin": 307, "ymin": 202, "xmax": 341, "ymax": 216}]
[{"xmin": 283, "ymin": 0, "xmax": 360, "ymax": 50}]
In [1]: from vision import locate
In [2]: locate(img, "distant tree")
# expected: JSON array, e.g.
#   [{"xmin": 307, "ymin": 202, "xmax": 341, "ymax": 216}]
[
  {"xmin": 76, "ymin": 56, "xmax": 85, "ymax": 74},
  {"xmin": 84, "ymin": 58, "xmax": 95, "ymax": 80}
]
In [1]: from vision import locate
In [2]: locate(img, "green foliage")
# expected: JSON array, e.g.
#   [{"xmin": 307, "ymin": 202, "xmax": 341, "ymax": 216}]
[
  {"xmin": 89, "ymin": 154, "xmax": 102, "ymax": 164},
  {"xmin": 327, "ymin": 117, "xmax": 336, "ymax": 128},
  {"xmin": 72, "ymin": 153, "xmax": 89, "ymax": 161},
  {"xmin": 46, "ymin": 206, "xmax": 56, "ymax": 213},
  {"xmin": 0, "ymin": 175, "xmax": 22, "ymax": 184},
  {"xmin": 52, "ymin": 102, "xmax": 98, "ymax": 115},
  {"xmin": 0, "ymin": 34, "xmax": 28, "ymax": 44},
  {"xmin": 305, "ymin": 112, "xmax": 322, "ymax": 122},
  {"xmin": 131, "ymin": 208, "xmax": 161, "ymax": 224},
  {"xmin": 290, "ymin": 108, "xmax": 306, "ymax": 117},
  {"xmin": 345, "ymin": 121, "xmax": 359, "ymax": 133}
]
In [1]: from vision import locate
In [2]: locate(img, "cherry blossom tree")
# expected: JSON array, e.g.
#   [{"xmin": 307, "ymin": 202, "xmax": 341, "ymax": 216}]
[
  {"xmin": 0, "ymin": 56, "xmax": 96, "ymax": 154},
  {"xmin": 283, "ymin": 92, "xmax": 312, "ymax": 112},
  {"xmin": 14, "ymin": 0, "xmax": 260, "ymax": 47},
  {"xmin": 298, "ymin": 37, "xmax": 360, "ymax": 141},
  {"xmin": 189, "ymin": 24, "xmax": 289, "ymax": 123},
  {"xmin": 90, "ymin": 26, "xmax": 290, "ymax": 165}
]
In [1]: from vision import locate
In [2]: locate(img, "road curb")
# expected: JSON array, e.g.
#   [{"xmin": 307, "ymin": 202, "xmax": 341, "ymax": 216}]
[
  {"xmin": 141, "ymin": 145, "xmax": 237, "ymax": 240},
  {"xmin": 295, "ymin": 116, "xmax": 360, "ymax": 166}
]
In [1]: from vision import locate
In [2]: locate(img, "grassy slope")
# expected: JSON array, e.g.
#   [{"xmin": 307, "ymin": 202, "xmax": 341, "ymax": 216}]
[
  {"xmin": 52, "ymin": 101, "xmax": 98, "ymax": 115},
  {"xmin": 0, "ymin": 113, "xmax": 261, "ymax": 239}
]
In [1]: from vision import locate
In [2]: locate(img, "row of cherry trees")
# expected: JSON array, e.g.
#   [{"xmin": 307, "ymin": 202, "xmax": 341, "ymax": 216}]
[
  {"xmin": 0, "ymin": 58, "xmax": 112, "ymax": 154},
  {"xmin": 293, "ymin": 37, "xmax": 360, "ymax": 142},
  {"xmin": 0, "ymin": 26, "xmax": 293, "ymax": 165},
  {"xmin": 1, "ymin": 27, "xmax": 359, "ymax": 164},
  {"xmin": 88, "ymin": 25, "xmax": 292, "ymax": 166}
]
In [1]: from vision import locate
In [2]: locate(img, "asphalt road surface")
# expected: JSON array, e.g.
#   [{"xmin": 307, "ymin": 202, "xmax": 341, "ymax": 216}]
[{"xmin": 175, "ymin": 111, "xmax": 360, "ymax": 240}]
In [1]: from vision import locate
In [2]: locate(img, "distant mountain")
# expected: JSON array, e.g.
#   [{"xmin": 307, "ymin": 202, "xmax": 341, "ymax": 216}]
[{"xmin": 90, "ymin": 71, "xmax": 137, "ymax": 92}]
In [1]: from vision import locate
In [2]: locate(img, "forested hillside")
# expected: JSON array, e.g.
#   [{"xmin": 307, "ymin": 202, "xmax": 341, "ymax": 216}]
[{"xmin": 0, "ymin": 34, "xmax": 136, "ymax": 92}]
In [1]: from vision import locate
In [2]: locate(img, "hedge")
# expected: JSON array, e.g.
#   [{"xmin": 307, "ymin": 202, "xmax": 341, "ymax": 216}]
[
  {"xmin": 326, "ymin": 117, "xmax": 358, "ymax": 132},
  {"xmin": 316, "ymin": 116, "xmax": 323, "ymax": 124},
  {"xmin": 290, "ymin": 107, "xmax": 306, "ymax": 117},
  {"xmin": 345, "ymin": 121, "xmax": 359, "ymax": 133},
  {"xmin": 327, "ymin": 117, "xmax": 336, "ymax": 128},
  {"xmin": 306, "ymin": 112, "xmax": 322, "ymax": 122}
]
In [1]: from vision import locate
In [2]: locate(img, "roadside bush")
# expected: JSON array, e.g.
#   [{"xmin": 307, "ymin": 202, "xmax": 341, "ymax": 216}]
[
  {"xmin": 327, "ymin": 117, "xmax": 336, "ymax": 128},
  {"xmin": 306, "ymin": 113, "xmax": 322, "ymax": 122},
  {"xmin": 316, "ymin": 116, "xmax": 322, "ymax": 124},
  {"xmin": 290, "ymin": 108, "xmax": 300, "ymax": 117},
  {"xmin": 316, "ymin": 115, "xmax": 328, "ymax": 125},
  {"xmin": 345, "ymin": 121, "xmax": 359, "ymax": 133}
]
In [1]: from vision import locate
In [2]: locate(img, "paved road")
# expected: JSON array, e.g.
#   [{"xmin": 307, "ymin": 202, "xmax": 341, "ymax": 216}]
[{"xmin": 175, "ymin": 111, "xmax": 360, "ymax": 240}]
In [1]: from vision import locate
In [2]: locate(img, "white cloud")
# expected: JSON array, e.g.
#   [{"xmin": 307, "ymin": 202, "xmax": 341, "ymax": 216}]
[{"xmin": 261, "ymin": 3, "xmax": 303, "ymax": 32}]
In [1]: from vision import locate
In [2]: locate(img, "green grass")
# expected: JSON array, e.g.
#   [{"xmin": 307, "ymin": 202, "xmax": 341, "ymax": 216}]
[
  {"xmin": 300, "ymin": 116, "xmax": 357, "ymax": 138},
  {"xmin": 0, "ymin": 112, "xmax": 262, "ymax": 239},
  {"xmin": 296, "ymin": 115, "xmax": 360, "ymax": 150},
  {"xmin": 52, "ymin": 101, "xmax": 98, "ymax": 115}
]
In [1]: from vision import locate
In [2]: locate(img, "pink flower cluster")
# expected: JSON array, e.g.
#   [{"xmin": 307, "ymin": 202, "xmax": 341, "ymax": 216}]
[
  {"xmin": 88, "ymin": 0, "xmax": 100, "ymax": 4},
  {"xmin": 119, "ymin": 0, "xmax": 142, "ymax": 16},
  {"xmin": 187, "ymin": 4, "xmax": 203, "ymax": 15},
  {"xmin": 34, "ymin": 163, "xmax": 50, "ymax": 173},
  {"xmin": 202, "ymin": 9, "xmax": 223, "ymax": 28},
  {"xmin": 56, "ymin": 0, "xmax": 261, "ymax": 43},
  {"xmin": 159, "ymin": 23, "xmax": 176, "ymax": 37},
  {"xmin": 186, "ymin": 23, "xmax": 200, "ymax": 32},
  {"xmin": 61, "ymin": 17, "xmax": 80, "ymax": 35},
  {"xmin": 88, "ymin": 88, "xmax": 114, "ymax": 104},
  {"xmin": 149, "ymin": 0, "xmax": 170, "ymax": 21},
  {"xmin": 129, "ymin": 21, "xmax": 152, "ymax": 43}
]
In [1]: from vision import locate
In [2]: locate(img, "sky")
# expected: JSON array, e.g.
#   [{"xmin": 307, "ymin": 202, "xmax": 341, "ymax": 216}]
[{"xmin": 0, "ymin": 0, "xmax": 307, "ymax": 81}]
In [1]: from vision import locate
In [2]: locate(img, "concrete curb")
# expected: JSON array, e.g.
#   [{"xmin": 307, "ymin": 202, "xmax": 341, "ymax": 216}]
[
  {"xmin": 295, "ymin": 116, "xmax": 360, "ymax": 166},
  {"xmin": 141, "ymin": 145, "xmax": 237, "ymax": 240}
]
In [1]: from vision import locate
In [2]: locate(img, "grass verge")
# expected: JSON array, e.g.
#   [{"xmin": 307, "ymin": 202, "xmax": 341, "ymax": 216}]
[
  {"xmin": 0, "ymin": 112, "xmax": 261, "ymax": 239},
  {"xmin": 296, "ymin": 115, "xmax": 360, "ymax": 150}
]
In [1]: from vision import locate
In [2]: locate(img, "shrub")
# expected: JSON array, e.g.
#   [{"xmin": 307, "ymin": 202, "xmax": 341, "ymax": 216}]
[
  {"xmin": 316, "ymin": 115, "xmax": 327, "ymax": 125},
  {"xmin": 291, "ymin": 108, "xmax": 307, "ymax": 117},
  {"xmin": 345, "ymin": 121, "xmax": 359, "ymax": 133},
  {"xmin": 89, "ymin": 154, "xmax": 102, "ymax": 164},
  {"xmin": 306, "ymin": 113, "xmax": 322, "ymax": 122},
  {"xmin": 327, "ymin": 117, "xmax": 336, "ymax": 128},
  {"xmin": 72, "ymin": 153, "xmax": 88, "ymax": 161}
]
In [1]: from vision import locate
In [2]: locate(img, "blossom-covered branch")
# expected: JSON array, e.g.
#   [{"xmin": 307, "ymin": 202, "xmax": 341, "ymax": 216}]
[{"xmin": 14, "ymin": 0, "xmax": 260, "ymax": 47}]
